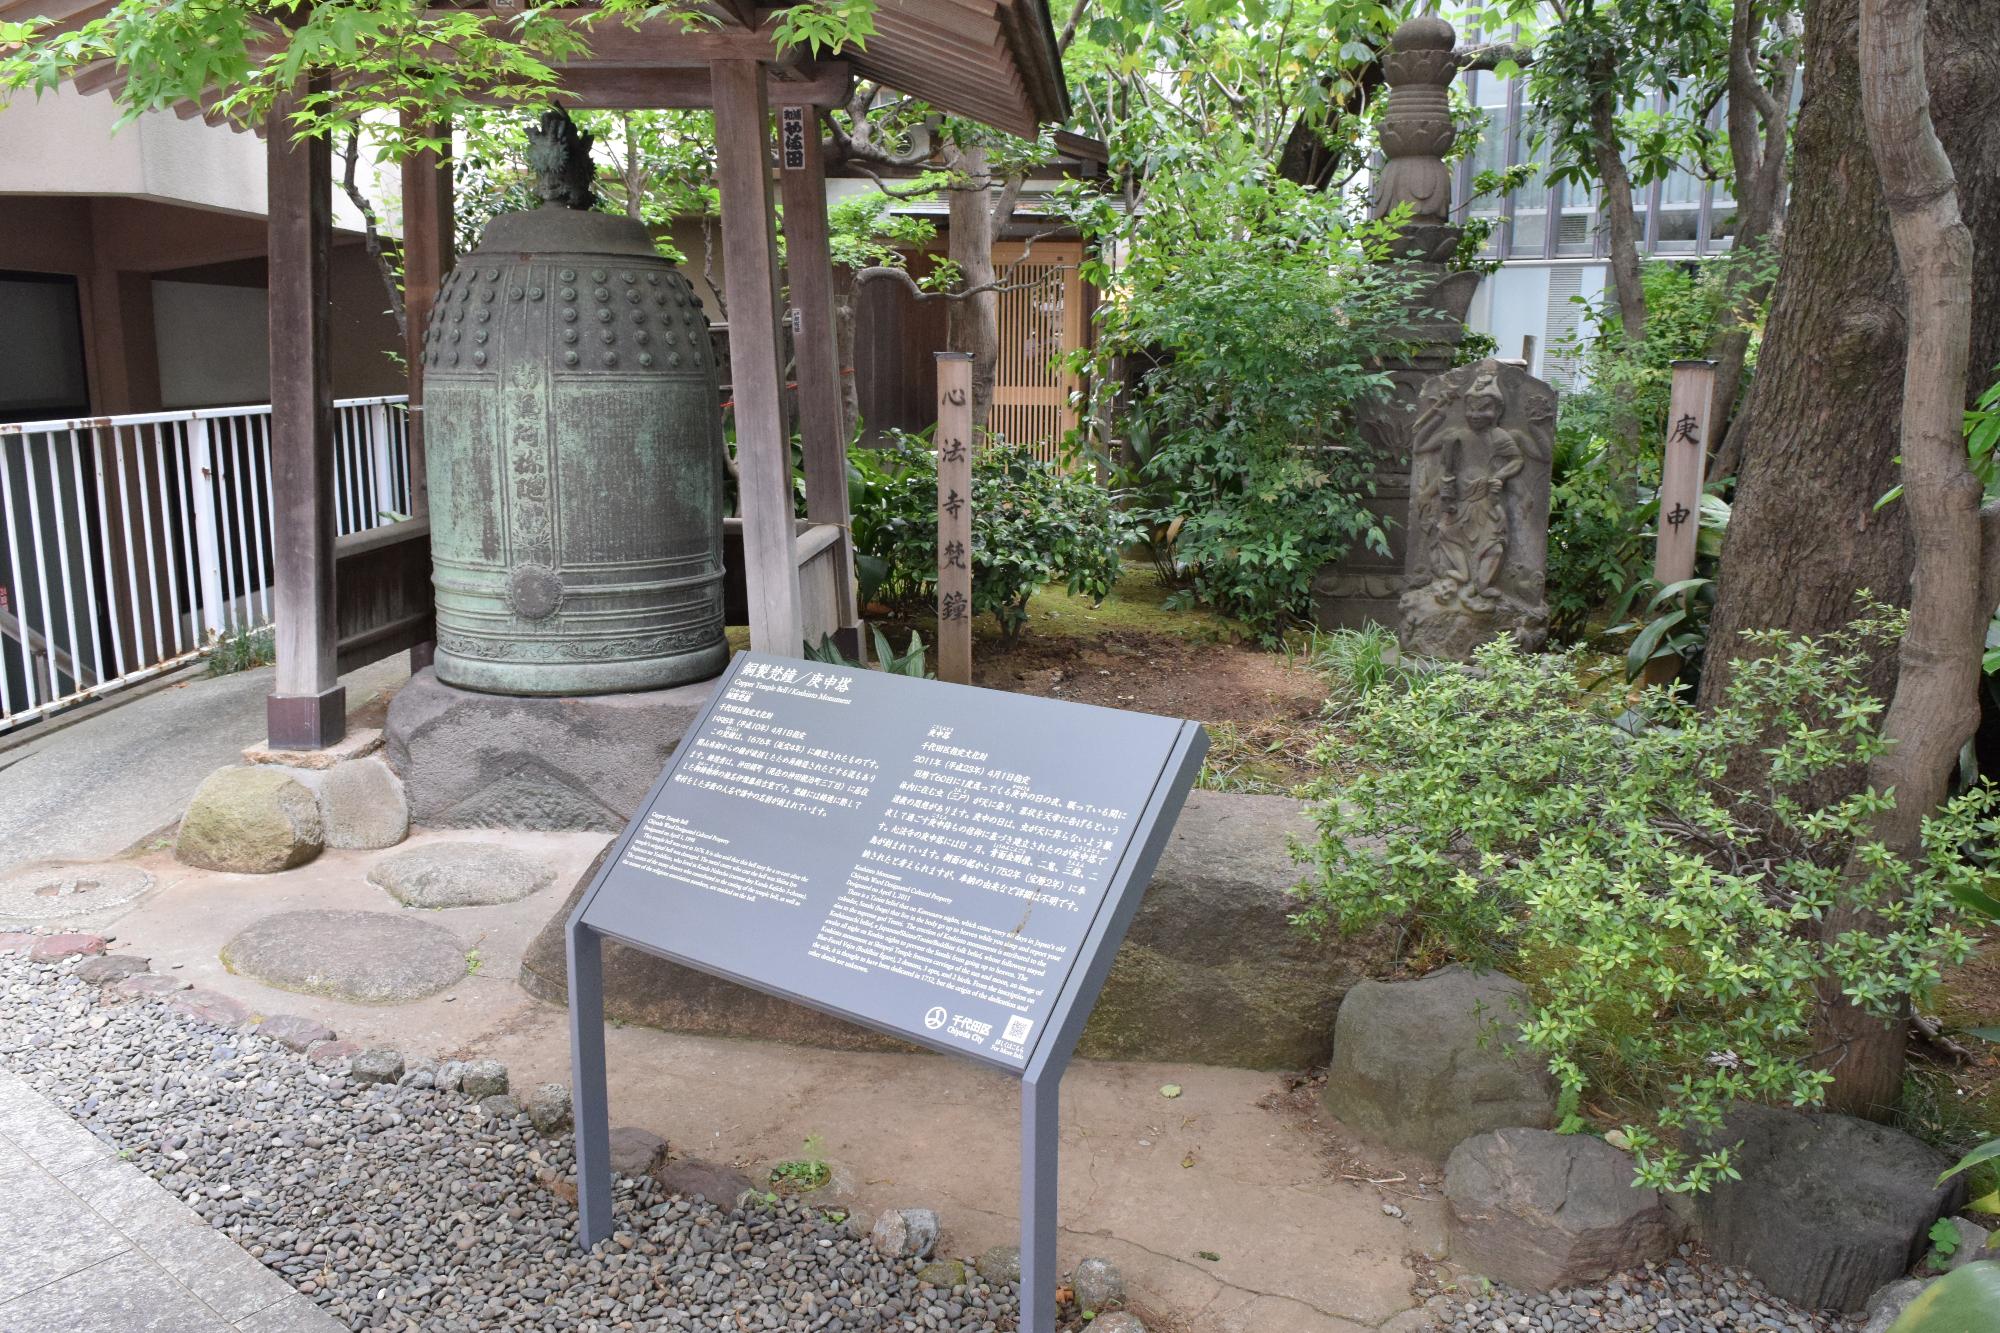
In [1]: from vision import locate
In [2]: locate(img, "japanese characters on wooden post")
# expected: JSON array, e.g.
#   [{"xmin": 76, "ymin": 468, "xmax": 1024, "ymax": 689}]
[
  {"xmin": 1654, "ymin": 360, "xmax": 1717, "ymax": 591},
  {"xmin": 779, "ymin": 105, "xmax": 809, "ymax": 172},
  {"xmin": 936, "ymin": 353, "xmax": 974, "ymax": 685}
]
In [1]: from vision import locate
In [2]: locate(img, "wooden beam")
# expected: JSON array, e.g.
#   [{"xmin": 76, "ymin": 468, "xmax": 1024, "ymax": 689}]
[
  {"xmin": 712, "ymin": 58, "xmax": 803, "ymax": 655},
  {"xmin": 264, "ymin": 85, "xmax": 344, "ymax": 749},
  {"xmin": 399, "ymin": 110, "xmax": 453, "ymax": 523},
  {"xmin": 778, "ymin": 96, "xmax": 859, "ymax": 649},
  {"xmin": 423, "ymin": 9, "xmax": 781, "ymax": 63},
  {"xmin": 498, "ymin": 60, "xmax": 848, "ymax": 109}
]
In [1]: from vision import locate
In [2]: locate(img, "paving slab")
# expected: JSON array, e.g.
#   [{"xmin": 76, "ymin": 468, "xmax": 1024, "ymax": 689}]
[{"xmin": 0, "ymin": 1067, "xmax": 339, "ymax": 1333}]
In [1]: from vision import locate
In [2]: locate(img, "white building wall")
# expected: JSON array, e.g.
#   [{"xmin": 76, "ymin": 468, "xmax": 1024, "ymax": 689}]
[
  {"xmin": 0, "ymin": 84, "xmax": 374, "ymax": 230},
  {"xmin": 1465, "ymin": 262, "xmax": 1609, "ymax": 389}
]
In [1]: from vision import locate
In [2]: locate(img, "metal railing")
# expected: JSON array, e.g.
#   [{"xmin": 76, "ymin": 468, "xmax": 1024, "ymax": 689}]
[{"xmin": 0, "ymin": 396, "xmax": 411, "ymax": 733}]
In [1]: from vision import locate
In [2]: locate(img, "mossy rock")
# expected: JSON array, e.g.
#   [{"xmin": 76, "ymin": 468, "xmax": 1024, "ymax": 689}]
[{"xmin": 175, "ymin": 766, "xmax": 323, "ymax": 874}]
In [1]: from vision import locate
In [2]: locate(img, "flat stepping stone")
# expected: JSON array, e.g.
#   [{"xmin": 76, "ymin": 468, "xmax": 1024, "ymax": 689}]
[
  {"xmin": 367, "ymin": 842, "xmax": 556, "ymax": 909},
  {"xmin": 221, "ymin": 909, "xmax": 468, "ymax": 1004},
  {"xmin": 0, "ymin": 863, "xmax": 154, "ymax": 920}
]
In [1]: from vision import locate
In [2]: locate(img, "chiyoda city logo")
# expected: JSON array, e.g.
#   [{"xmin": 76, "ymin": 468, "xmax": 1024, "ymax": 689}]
[{"xmin": 923, "ymin": 1006, "xmax": 948, "ymax": 1030}]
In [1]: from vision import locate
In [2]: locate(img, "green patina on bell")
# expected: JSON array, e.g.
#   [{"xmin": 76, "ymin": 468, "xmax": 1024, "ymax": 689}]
[{"xmin": 420, "ymin": 107, "xmax": 728, "ymax": 696}]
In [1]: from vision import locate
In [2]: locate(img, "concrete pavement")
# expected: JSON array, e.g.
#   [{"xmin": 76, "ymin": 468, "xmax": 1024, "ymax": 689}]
[
  {"xmin": 0, "ymin": 1065, "xmax": 340, "ymax": 1333},
  {"xmin": 0, "ymin": 657, "xmax": 408, "ymax": 875}
]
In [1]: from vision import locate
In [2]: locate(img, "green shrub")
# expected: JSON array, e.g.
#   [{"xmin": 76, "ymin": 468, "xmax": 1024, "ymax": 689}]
[
  {"xmin": 205, "ymin": 627, "xmax": 276, "ymax": 676},
  {"xmin": 847, "ymin": 431, "xmax": 1134, "ymax": 639},
  {"xmin": 1294, "ymin": 612, "xmax": 1991, "ymax": 1192}
]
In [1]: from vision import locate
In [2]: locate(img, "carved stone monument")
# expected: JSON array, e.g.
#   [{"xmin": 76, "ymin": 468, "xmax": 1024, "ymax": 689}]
[
  {"xmin": 1398, "ymin": 358, "xmax": 1555, "ymax": 659},
  {"xmin": 1312, "ymin": 15, "xmax": 1482, "ymax": 632}
]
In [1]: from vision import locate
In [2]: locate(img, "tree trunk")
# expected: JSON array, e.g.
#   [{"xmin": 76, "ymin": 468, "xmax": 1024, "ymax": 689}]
[
  {"xmin": 945, "ymin": 142, "xmax": 999, "ymax": 433},
  {"xmin": 1817, "ymin": 0, "xmax": 1982, "ymax": 1121},
  {"xmin": 1704, "ymin": 0, "xmax": 1797, "ymax": 464},
  {"xmin": 1697, "ymin": 0, "xmax": 2000, "ymax": 756},
  {"xmin": 1589, "ymin": 80, "xmax": 1648, "ymax": 346}
]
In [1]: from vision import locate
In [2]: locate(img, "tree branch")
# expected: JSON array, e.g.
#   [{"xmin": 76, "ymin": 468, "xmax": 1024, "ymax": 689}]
[
  {"xmin": 1456, "ymin": 41, "xmax": 1535, "ymax": 72},
  {"xmin": 854, "ymin": 265, "xmax": 1038, "ymax": 302},
  {"xmin": 338, "ymin": 130, "xmax": 404, "ymax": 340}
]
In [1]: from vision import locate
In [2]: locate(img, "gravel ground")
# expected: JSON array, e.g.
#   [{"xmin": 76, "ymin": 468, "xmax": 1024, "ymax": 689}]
[
  {"xmin": 1429, "ymin": 1256, "xmax": 1860, "ymax": 1333},
  {"xmin": 0, "ymin": 947, "xmax": 1028, "ymax": 1332}
]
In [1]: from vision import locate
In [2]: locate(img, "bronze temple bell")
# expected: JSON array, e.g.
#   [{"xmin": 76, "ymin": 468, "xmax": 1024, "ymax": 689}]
[{"xmin": 419, "ymin": 108, "xmax": 728, "ymax": 696}]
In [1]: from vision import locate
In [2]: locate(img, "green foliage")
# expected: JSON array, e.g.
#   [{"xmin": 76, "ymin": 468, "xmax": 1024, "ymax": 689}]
[
  {"xmin": 1295, "ymin": 614, "xmax": 1992, "ymax": 1192},
  {"xmin": 1558, "ymin": 257, "xmax": 1772, "ymax": 463},
  {"xmin": 768, "ymin": 1133, "xmax": 833, "ymax": 1192},
  {"xmin": 1473, "ymin": 0, "xmax": 1797, "ymax": 204},
  {"xmin": 826, "ymin": 175, "xmax": 946, "ymax": 272},
  {"xmin": 205, "ymin": 627, "xmax": 276, "ymax": 677},
  {"xmin": 0, "ymin": 1, "xmax": 871, "ymax": 142},
  {"xmin": 1065, "ymin": 189, "xmax": 1425, "ymax": 640},
  {"xmin": 769, "ymin": 0, "xmax": 877, "ymax": 57},
  {"xmin": 847, "ymin": 433, "xmax": 1134, "ymax": 640},
  {"xmin": 1887, "ymin": 1261, "xmax": 2000, "ymax": 1333},
  {"xmin": 804, "ymin": 627, "xmax": 931, "ymax": 678},
  {"xmin": 1310, "ymin": 624, "xmax": 1414, "ymax": 714},
  {"xmin": 456, "ymin": 107, "xmax": 717, "ymax": 258},
  {"xmin": 1543, "ymin": 259, "xmax": 1768, "ymax": 644},
  {"xmin": 1928, "ymin": 1218, "xmax": 1964, "ymax": 1272}
]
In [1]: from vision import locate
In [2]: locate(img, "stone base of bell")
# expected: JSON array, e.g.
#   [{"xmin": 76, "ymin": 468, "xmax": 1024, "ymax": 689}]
[{"xmin": 384, "ymin": 666, "xmax": 718, "ymax": 833}]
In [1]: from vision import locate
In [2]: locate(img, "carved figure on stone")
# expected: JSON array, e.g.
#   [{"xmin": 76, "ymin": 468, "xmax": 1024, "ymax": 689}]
[
  {"xmin": 1400, "ymin": 359, "xmax": 1556, "ymax": 659},
  {"xmin": 1315, "ymin": 14, "xmax": 1482, "ymax": 634}
]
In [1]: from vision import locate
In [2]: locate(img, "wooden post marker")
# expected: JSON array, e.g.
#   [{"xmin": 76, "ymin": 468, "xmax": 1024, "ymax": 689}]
[
  {"xmin": 1640, "ymin": 359, "xmax": 1717, "ymax": 689},
  {"xmin": 1654, "ymin": 359, "xmax": 1716, "ymax": 590},
  {"xmin": 936, "ymin": 353, "xmax": 974, "ymax": 685}
]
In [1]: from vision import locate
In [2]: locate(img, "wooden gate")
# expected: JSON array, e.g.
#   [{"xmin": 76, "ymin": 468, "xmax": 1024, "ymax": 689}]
[{"xmin": 989, "ymin": 240, "xmax": 1084, "ymax": 462}]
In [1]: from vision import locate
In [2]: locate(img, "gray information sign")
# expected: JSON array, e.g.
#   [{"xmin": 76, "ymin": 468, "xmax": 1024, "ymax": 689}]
[{"xmin": 566, "ymin": 652, "xmax": 1207, "ymax": 1333}]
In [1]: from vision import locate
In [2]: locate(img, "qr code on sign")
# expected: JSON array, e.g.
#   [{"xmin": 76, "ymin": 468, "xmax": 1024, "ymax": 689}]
[{"xmin": 1002, "ymin": 1016, "xmax": 1034, "ymax": 1045}]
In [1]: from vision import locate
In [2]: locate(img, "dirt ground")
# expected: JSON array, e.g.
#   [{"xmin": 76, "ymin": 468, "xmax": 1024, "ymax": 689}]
[{"xmin": 872, "ymin": 568, "xmax": 1337, "ymax": 791}]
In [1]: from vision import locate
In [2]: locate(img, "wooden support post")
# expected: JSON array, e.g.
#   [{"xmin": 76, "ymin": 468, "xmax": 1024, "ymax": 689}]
[
  {"xmin": 265, "ymin": 89, "xmax": 344, "ymax": 749},
  {"xmin": 712, "ymin": 58, "xmax": 803, "ymax": 655},
  {"xmin": 399, "ymin": 110, "xmax": 454, "ymax": 522},
  {"xmin": 777, "ymin": 97, "xmax": 860, "ymax": 656},
  {"xmin": 936, "ymin": 353, "xmax": 973, "ymax": 686},
  {"xmin": 1641, "ymin": 358, "xmax": 1717, "ymax": 690}
]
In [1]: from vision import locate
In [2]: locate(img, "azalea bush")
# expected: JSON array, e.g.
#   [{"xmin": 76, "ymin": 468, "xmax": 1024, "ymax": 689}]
[
  {"xmin": 1295, "ymin": 611, "xmax": 1993, "ymax": 1192},
  {"xmin": 847, "ymin": 432, "xmax": 1134, "ymax": 639}
]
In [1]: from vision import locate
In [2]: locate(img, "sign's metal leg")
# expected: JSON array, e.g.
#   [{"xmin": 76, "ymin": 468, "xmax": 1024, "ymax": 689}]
[
  {"xmin": 1020, "ymin": 1070, "xmax": 1060, "ymax": 1333},
  {"xmin": 568, "ymin": 921, "xmax": 614, "ymax": 1249}
]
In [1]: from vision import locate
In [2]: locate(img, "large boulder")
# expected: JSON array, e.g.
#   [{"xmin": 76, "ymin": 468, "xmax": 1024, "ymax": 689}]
[
  {"xmin": 1444, "ymin": 1128, "xmax": 1672, "ymax": 1288},
  {"xmin": 385, "ymin": 667, "xmax": 712, "ymax": 831},
  {"xmin": 517, "ymin": 792, "xmax": 1394, "ymax": 1068},
  {"xmin": 1692, "ymin": 1103, "xmax": 1966, "ymax": 1311},
  {"xmin": 1320, "ymin": 965, "xmax": 1556, "ymax": 1161},
  {"xmin": 175, "ymin": 766, "xmax": 323, "ymax": 873}
]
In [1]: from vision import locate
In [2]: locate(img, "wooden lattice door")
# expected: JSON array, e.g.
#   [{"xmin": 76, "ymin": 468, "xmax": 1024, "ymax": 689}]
[{"xmin": 988, "ymin": 240, "xmax": 1084, "ymax": 462}]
